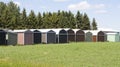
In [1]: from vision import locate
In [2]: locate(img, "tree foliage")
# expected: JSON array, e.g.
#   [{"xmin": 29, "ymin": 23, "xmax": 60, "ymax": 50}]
[
  {"xmin": 92, "ymin": 18, "xmax": 97, "ymax": 30},
  {"xmin": 0, "ymin": 1, "xmax": 98, "ymax": 30}
]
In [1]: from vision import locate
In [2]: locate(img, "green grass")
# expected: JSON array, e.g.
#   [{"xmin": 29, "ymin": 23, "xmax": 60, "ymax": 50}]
[{"xmin": 0, "ymin": 42, "xmax": 120, "ymax": 67}]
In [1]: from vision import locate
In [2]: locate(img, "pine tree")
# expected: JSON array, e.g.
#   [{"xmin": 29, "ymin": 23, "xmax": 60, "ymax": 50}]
[
  {"xmin": 67, "ymin": 11, "xmax": 76, "ymax": 28},
  {"xmin": 36, "ymin": 12, "xmax": 43, "ymax": 28},
  {"xmin": 0, "ymin": 2, "xmax": 6, "ymax": 28},
  {"xmin": 57, "ymin": 11, "xmax": 68, "ymax": 28},
  {"xmin": 92, "ymin": 18, "xmax": 97, "ymax": 30},
  {"xmin": 20, "ymin": 8, "xmax": 27, "ymax": 29},
  {"xmin": 0, "ymin": 1, "xmax": 99, "ymax": 29},
  {"xmin": 75, "ymin": 11, "xmax": 83, "ymax": 29},
  {"xmin": 82, "ymin": 13, "xmax": 91, "ymax": 30},
  {"xmin": 27, "ymin": 10, "xmax": 37, "ymax": 29},
  {"xmin": 7, "ymin": 1, "xmax": 20, "ymax": 29},
  {"xmin": 49, "ymin": 12, "xmax": 58, "ymax": 28},
  {"xmin": 42, "ymin": 12, "xmax": 50, "ymax": 28},
  {"xmin": 1, "ymin": 7, "xmax": 10, "ymax": 28}
]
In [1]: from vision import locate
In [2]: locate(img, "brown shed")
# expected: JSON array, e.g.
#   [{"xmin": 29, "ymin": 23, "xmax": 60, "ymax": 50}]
[
  {"xmin": 67, "ymin": 29, "xmax": 75, "ymax": 42},
  {"xmin": 92, "ymin": 36, "xmax": 97, "ymax": 42},
  {"xmin": 97, "ymin": 31, "xmax": 106, "ymax": 42},
  {"xmin": 14, "ymin": 30, "xmax": 33, "ymax": 45},
  {"xmin": 76, "ymin": 30, "xmax": 85, "ymax": 42},
  {"xmin": 91, "ymin": 30, "xmax": 99, "ymax": 42}
]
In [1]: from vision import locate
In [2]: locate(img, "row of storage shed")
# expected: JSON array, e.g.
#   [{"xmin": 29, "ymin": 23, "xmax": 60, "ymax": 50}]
[{"xmin": 0, "ymin": 29, "xmax": 119, "ymax": 45}]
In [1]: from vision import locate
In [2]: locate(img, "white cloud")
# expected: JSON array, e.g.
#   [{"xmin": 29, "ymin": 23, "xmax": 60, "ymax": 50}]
[
  {"xmin": 68, "ymin": 1, "xmax": 106, "ymax": 11},
  {"xmin": 95, "ymin": 10, "xmax": 107, "ymax": 14},
  {"xmin": 94, "ymin": 4, "xmax": 105, "ymax": 9},
  {"xmin": 68, "ymin": 1, "xmax": 91, "ymax": 10},
  {"xmin": 13, "ymin": 1, "xmax": 20, "ymax": 6},
  {"xmin": 53, "ymin": 0, "xmax": 69, "ymax": 2}
]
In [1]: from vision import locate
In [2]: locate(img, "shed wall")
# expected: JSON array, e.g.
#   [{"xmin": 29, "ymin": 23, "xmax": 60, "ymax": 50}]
[
  {"xmin": 47, "ymin": 33, "xmax": 56, "ymax": 43},
  {"xmin": 42, "ymin": 33, "xmax": 47, "ymax": 43},
  {"xmin": 34, "ymin": 32, "xmax": 41, "ymax": 44},
  {"xmin": 0, "ymin": 31, "xmax": 6, "ymax": 45},
  {"xmin": 17, "ymin": 33, "xmax": 24, "ymax": 45},
  {"xmin": 24, "ymin": 33, "xmax": 33, "ymax": 45},
  {"xmin": 7, "ymin": 32, "xmax": 17, "ymax": 45}
]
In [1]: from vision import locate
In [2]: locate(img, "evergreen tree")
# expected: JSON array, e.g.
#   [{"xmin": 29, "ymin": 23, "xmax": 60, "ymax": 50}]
[
  {"xmin": 0, "ymin": 1, "xmax": 98, "ymax": 29},
  {"xmin": 7, "ymin": 1, "xmax": 20, "ymax": 29},
  {"xmin": 57, "ymin": 11, "xmax": 68, "ymax": 28},
  {"xmin": 0, "ymin": 2, "xmax": 6, "ymax": 28},
  {"xmin": 1, "ymin": 7, "xmax": 10, "ymax": 28},
  {"xmin": 75, "ymin": 11, "xmax": 83, "ymax": 29},
  {"xmin": 20, "ymin": 8, "xmax": 27, "ymax": 29},
  {"xmin": 92, "ymin": 18, "xmax": 97, "ymax": 30},
  {"xmin": 27, "ymin": 10, "xmax": 37, "ymax": 29},
  {"xmin": 36, "ymin": 12, "xmax": 43, "ymax": 28},
  {"xmin": 49, "ymin": 12, "xmax": 58, "ymax": 28},
  {"xmin": 67, "ymin": 11, "xmax": 76, "ymax": 28},
  {"xmin": 42, "ymin": 12, "xmax": 50, "ymax": 28},
  {"xmin": 82, "ymin": 13, "xmax": 91, "ymax": 30}
]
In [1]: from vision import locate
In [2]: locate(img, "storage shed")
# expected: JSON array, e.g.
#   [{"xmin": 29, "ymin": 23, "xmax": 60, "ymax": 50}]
[
  {"xmin": 59, "ymin": 29, "xmax": 68, "ymax": 43},
  {"xmin": 40, "ymin": 29, "xmax": 56, "ymax": 44},
  {"xmin": 76, "ymin": 30, "xmax": 85, "ymax": 42},
  {"xmin": 14, "ymin": 30, "xmax": 33, "ymax": 45},
  {"xmin": 52, "ymin": 29, "xmax": 62, "ymax": 43},
  {"xmin": 97, "ymin": 31, "xmax": 106, "ymax": 42},
  {"xmin": 7, "ymin": 30, "xmax": 17, "ymax": 45},
  {"xmin": 85, "ymin": 31, "xmax": 92, "ymax": 42},
  {"xmin": 67, "ymin": 29, "xmax": 75, "ymax": 42},
  {"xmin": 106, "ymin": 32, "xmax": 119, "ymax": 42},
  {"xmin": 90, "ymin": 30, "xmax": 99, "ymax": 42},
  {"xmin": 33, "ymin": 30, "xmax": 41, "ymax": 44},
  {"xmin": 0, "ymin": 30, "xmax": 7, "ymax": 45}
]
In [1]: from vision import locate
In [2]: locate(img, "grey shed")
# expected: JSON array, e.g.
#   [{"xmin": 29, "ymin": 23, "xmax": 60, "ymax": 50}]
[
  {"xmin": 85, "ymin": 31, "xmax": 92, "ymax": 42},
  {"xmin": 7, "ymin": 30, "xmax": 17, "ymax": 45},
  {"xmin": 41, "ymin": 29, "xmax": 56, "ymax": 44}
]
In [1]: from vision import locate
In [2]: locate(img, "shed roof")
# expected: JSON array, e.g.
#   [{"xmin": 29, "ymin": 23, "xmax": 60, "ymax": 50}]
[
  {"xmin": 72, "ymin": 29, "xmax": 80, "ymax": 33},
  {"xmin": 90, "ymin": 30, "xmax": 100, "ymax": 35},
  {"xmin": 13, "ymin": 29, "xmax": 31, "ymax": 33},
  {"xmin": 106, "ymin": 32, "xmax": 119, "ymax": 35}
]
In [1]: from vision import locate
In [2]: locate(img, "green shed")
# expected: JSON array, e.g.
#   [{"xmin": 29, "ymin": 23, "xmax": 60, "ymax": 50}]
[
  {"xmin": 85, "ymin": 31, "xmax": 92, "ymax": 42},
  {"xmin": 106, "ymin": 32, "xmax": 119, "ymax": 42},
  {"xmin": 7, "ymin": 30, "xmax": 17, "ymax": 45}
]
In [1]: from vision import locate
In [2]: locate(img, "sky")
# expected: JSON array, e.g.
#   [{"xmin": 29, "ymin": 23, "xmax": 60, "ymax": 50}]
[{"xmin": 0, "ymin": 0, "xmax": 120, "ymax": 31}]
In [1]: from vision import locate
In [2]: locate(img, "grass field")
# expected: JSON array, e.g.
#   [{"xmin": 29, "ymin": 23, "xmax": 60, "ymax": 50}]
[{"xmin": 0, "ymin": 42, "xmax": 120, "ymax": 67}]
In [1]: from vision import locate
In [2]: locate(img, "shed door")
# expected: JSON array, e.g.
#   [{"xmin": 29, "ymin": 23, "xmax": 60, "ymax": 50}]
[
  {"xmin": 34, "ymin": 33, "xmax": 41, "ymax": 44},
  {"xmin": 92, "ymin": 36, "xmax": 97, "ymax": 42},
  {"xmin": 0, "ymin": 32, "xmax": 6, "ymax": 45},
  {"xmin": 47, "ymin": 33, "xmax": 56, "ymax": 43}
]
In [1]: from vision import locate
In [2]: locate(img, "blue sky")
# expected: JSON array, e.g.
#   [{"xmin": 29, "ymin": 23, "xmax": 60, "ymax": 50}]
[{"xmin": 1, "ymin": 0, "xmax": 120, "ymax": 30}]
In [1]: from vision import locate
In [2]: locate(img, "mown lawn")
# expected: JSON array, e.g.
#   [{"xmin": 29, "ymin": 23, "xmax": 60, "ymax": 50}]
[{"xmin": 0, "ymin": 42, "xmax": 120, "ymax": 67}]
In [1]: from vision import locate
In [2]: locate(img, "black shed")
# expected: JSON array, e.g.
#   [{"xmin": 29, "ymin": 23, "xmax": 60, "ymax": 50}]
[
  {"xmin": 67, "ymin": 29, "xmax": 75, "ymax": 42},
  {"xmin": 33, "ymin": 30, "xmax": 41, "ymax": 44},
  {"xmin": 59, "ymin": 29, "xmax": 68, "ymax": 43},
  {"xmin": 0, "ymin": 30, "xmax": 7, "ymax": 45},
  {"xmin": 76, "ymin": 30, "xmax": 85, "ymax": 42}
]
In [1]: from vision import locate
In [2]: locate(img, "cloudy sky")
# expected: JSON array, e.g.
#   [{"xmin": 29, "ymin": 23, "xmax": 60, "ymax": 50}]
[{"xmin": 1, "ymin": 0, "xmax": 120, "ymax": 30}]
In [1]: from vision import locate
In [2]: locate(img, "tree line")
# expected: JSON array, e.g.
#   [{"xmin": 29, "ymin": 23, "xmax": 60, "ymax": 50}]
[{"xmin": 0, "ymin": 1, "xmax": 97, "ymax": 30}]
